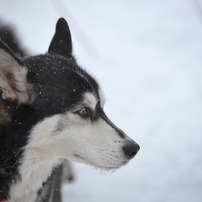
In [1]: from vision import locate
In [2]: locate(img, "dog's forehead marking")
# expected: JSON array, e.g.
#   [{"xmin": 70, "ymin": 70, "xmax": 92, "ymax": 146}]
[
  {"xmin": 83, "ymin": 89, "xmax": 106, "ymax": 109},
  {"xmin": 83, "ymin": 92, "xmax": 97, "ymax": 109}
]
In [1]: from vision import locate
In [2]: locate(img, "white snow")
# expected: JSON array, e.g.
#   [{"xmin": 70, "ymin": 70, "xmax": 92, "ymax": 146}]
[{"xmin": 0, "ymin": 0, "xmax": 202, "ymax": 202}]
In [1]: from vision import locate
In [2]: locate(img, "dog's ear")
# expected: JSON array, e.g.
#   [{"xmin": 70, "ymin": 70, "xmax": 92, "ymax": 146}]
[
  {"xmin": 48, "ymin": 18, "xmax": 72, "ymax": 57},
  {"xmin": 0, "ymin": 41, "xmax": 32, "ymax": 103}
]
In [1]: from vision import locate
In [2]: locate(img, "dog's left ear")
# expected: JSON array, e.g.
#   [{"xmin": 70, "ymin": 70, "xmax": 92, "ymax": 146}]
[
  {"xmin": 48, "ymin": 18, "xmax": 72, "ymax": 57},
  {"xmin": 0, "ymin": 41, "xmax": 33, "ymax": 103}
]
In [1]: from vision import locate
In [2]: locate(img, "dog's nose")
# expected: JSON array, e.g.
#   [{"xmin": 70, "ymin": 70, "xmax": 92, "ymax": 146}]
[{"xmin": 122, "ymin": 141, "xmax": 140, "ymax": 158}]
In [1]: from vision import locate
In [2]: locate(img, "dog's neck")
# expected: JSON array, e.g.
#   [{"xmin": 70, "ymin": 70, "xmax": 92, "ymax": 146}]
[
  {"xmin": 8, "ymin": 115, "xmax": 62, "ymax": 201},
  {"xmin": 8, "ymin": 147, "xmax": 61, "ymax": 201}
]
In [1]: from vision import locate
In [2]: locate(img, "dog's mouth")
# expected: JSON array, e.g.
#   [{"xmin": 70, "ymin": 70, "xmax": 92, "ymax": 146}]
[{"xmin": 73, "ymin": 153, "xmax": 128, "ymax": 170}]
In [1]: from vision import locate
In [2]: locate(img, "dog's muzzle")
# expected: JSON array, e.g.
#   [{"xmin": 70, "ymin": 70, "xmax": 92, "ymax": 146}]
[{"xmin": 122, "ymin": 141, "xmax": 140, "ymax": 158}]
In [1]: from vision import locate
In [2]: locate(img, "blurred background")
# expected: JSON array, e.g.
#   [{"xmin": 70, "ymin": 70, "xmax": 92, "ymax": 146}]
[{"xmin": 0, "ymin": 0, "xmax": 202, "ymax": 201}]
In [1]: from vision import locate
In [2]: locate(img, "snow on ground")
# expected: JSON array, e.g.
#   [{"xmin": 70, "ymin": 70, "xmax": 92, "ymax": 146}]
[{"xmin": 0, "ymin": 0, "xmax": 202, "ymax": 201}]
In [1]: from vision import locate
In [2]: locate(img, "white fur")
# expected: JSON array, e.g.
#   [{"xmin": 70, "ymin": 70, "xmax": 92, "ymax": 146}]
[
  {"xmin": 9, "ymin": 92, "xmax": 131, "ymax": 201},
  {"xmin": 82, "ymin": 92, "xmax": 97, "ymax": 110},
  {"xmin": 59, "ymin": 116, "xmax": 127, "ymax": 169},
  {"xmin": 50, "ymin": 92, "xmax": 131, "ymax": 169},
  {"xmin": 9, "ymin": 115, "xmax": 61, "ymax": 201}
]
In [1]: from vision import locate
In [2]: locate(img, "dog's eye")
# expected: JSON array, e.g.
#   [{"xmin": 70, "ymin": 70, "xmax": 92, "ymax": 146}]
[{"xmin": 77, "ymin": 107, "xmax": 91, "ymax": 118}]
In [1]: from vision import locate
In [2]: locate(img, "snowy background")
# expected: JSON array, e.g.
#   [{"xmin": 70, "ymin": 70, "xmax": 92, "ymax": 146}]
[{"xmin": 0, "ymin": 0, "xmax": 202, "ymax": 202}]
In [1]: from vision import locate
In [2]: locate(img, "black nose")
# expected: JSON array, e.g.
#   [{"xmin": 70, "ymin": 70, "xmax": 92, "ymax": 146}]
[{"xmin": 122, "ymin": 141, "xmax": 140, "ymax": 158}]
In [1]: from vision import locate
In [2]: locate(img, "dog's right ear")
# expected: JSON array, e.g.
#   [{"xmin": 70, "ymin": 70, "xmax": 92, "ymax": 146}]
[
  {"xmin": 0, "ymin": 41, "xmax": 33, "ymax": 103},
  {"xmin": 48, "ymin": 18, "xmax": 73, "ymax": 57}
]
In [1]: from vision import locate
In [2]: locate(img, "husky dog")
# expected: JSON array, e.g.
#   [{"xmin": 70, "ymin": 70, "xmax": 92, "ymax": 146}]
[{"xmin": 0, "ymin": 18, "xmax": 140, "ymax": 202}]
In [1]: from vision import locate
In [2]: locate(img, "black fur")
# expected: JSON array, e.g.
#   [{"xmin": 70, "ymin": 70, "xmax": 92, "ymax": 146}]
[
  {"xmin": 25, "ymin": 54, "xmax": 99, "ymax": 117},
  {"xmin": 48, "ymin": 18, "xmax": 72, "ymax": 57}
]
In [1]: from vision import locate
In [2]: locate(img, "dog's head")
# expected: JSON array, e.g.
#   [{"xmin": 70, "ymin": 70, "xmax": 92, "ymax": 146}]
[{"xmin": 0, "ymin": 18, "xmax": 139, "ymax": 170}]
